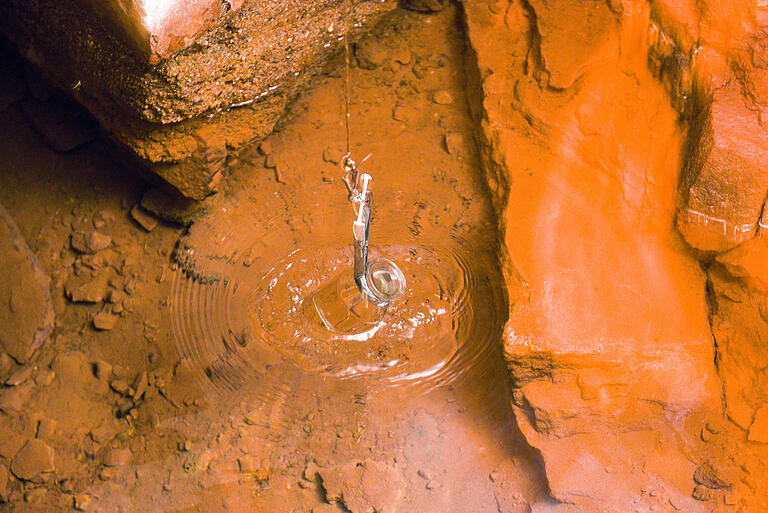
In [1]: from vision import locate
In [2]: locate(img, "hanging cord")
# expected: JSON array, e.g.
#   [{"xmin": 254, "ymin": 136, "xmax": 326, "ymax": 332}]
[
  {"xmin": 343, "ymin": 0, "xmax": 353, "ymax": 156},
  {"xmin": 340, "ymin": 0, "xmax": 369, "ymax": 206},
  {"xmin": 344, "ymin": 28, "xmax": 352, "ymax": 156}
]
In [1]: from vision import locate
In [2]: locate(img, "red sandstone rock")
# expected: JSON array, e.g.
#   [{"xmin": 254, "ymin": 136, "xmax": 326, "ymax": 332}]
[
  {"xmin": 527, "ymin": 0, "xmax": 620, "ymax": 89},
  {"xmin": 10, "ymin": 439, "xmax": 55, "ymax": 481},
  {"xmin": 464, "ymin": 0, "xmax": 724, "ymax": 509},
  {"xmin": 707, "ymin": 265, "xmax": 768, "ymax": 430},
  {"xmin": 717, "ymin": 236, "xmax": 768, "ymax": 293},
  {"xmin": 0, "ymin": 204, "xmax": 54, "ymax": 364},
  {"xmin": 513, "ymin": 416, "xmax": 705, "ymax": 512},
  {"xmin": 748, "ymin": 406, "xmax": 768, "ymax": 443},
  {"xmin": 644, "ymin": 0, "xmax": 768, "ymax": 254},
  {"xmin": 677, "ymin": 81, "xmax": 768, "ymax": 252},
  {"xmin": 0, "ymin": 0, "xmax": 397, "ymax": 199}
]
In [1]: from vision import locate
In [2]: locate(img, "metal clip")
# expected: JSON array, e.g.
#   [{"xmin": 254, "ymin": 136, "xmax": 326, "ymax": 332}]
[
  {"xmin": 340, "ymin": 153, "xmax": 372, "ymax": 206},
  {"xmin": 341, "ymin": 153, "xmax": 358, "ymax": 198}
]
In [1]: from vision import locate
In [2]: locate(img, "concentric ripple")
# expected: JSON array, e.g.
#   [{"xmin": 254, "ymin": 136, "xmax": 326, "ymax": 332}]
[{"xmin": 170, "ymin": 217, "xmax": 506, "ymax": 396}]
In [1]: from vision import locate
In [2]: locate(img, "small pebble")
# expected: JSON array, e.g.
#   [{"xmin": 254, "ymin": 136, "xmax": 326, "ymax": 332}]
[
  {"xmin": 323, "ymin": 146, "xmax": 342, "ymax": 164},
  {"xmin": 124, "ymin": 280, "xmax": 137, "ymax": 295},
  {"xmin": 65, "ymin": 271, "xmax": 110, "ymax": 303},
  {"xmin": 393, "ymin": 49, "xmax": 412, "ymax": 65},
  {"xmin": 244, "ymin": 410, "xmax": 260, "ymax": 425},
  {"xmin": 355, "ymin": 37, "xmax": 388, "ymax": 70},
  {"xmin": 92, "ymin": 360, "xmax": 113, "ymax": 382},
  {"xmin": 412, "ymin": 61, "xmax": 429, "ymax": 79},
  {"xmin": 705, "ymin": 422, "xmax": 721, "ymax": 434},
  {"xmin": 432, "ymin": 90, "xmax": 455, "ymax": 105},
  {"xmin": 107, "ymin": 289, "xmax": 125, "ymax": 303},
  {"xmin": 24, "ymin": 487, "xmax": 47, "ymax": 503},
  {"xmin": 103, "ymin": 448, "xmax": 131, "ymax": 467},
  {"xmin": 60, "ymin": 478, "xmax": 75, "ymax": 493},
  {"xmin": 33, "ymin": 368, "xmax": 55, "ymax": 387},
  {"xmin": 93, "ymin": 310, "xmax": 118, "ymax": 331},
  {"xmin": 110, "ymin": 378, "xmax": 131, "ymax": 396},
  {"xmin": 5, "ymin": 366, "xmax": 33, "ymax": 387},
  {"xmin": 303, "ymin": 461, "xmax": 319, "ymax": 481},
  {"xmin": 258, "ymin": 139, "xmax": 273, "ymax": 155},
  {"xmin": 444, "ymin": 132, "xmax": 465, "ymax": 159},
  {"xmin": 74, "ymin": 493, "xmax": 91, "ymax": 511},
  {"xmin": 70, "ymin": 230, "xmax": 111, "ymax": 254},
  {"xmin": 89, "ymin": 425, "xmax": 112, "ymax": 444},
  {"xmin": 116, "ymin": 398, "xmax": 135, "ymax": 415},
  {"xmin": 692, "ymin": 485, "xmax": 711, "ymax": 502},
  {"xmin": 238, "ymin": 455, "xmax": 269, "ymax": 480},
  {"xmin": 132, "ymin": 371, "xmax": 148, "ymax": 400},
  {"xmin": 99, "ymin": 466, "xmax": 117, "ymax": 480},
  {"xmin": 130, "ymin": 205, "xmax": 158, "ymax": 232},
  {"xmin": 0, "ymin": 383, "xmax": 33, "ymax": 412},
  {"xmin": 392, "ymin": 103, "xmax": 420, "ymax": 124},
  {"xmin": 36, "ymin": 418, "xmax": 57, "ymax": 440}
]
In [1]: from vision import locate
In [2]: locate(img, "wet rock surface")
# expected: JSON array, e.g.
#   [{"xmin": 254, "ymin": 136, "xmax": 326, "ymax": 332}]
[{"xmin": 464, "ymin": 0, "xmax": 768, "ymax": 510}]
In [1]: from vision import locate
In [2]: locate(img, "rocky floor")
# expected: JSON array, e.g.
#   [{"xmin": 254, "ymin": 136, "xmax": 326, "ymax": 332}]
[{"xmin": 0, "ymin": 6, "xmax": 549, "ymax": 513}]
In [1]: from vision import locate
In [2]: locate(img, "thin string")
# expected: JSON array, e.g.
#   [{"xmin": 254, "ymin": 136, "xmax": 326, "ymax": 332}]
[{"xmin": 343, "ymin": 0, "xmax": 352, "ymax": 155}]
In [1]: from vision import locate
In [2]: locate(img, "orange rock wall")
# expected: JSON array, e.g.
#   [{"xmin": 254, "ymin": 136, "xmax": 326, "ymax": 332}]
[{"xmin": 465, "ymin": 0, "xmax": 768, "ymax": 509}]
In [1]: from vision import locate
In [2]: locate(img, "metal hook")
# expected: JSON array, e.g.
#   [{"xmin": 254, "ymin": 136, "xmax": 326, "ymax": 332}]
[{"xmin": 341, "ymin": 153, "xmax": 373, "ymax": 203}]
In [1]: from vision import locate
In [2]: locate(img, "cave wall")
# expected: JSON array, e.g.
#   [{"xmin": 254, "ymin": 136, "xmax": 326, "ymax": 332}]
[{"xmin": 463, "ymin": 0, "xmax": 768, "ymax": 510}]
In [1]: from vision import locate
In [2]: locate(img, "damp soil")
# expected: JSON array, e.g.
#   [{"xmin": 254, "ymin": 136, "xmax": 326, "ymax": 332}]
[{"xmin": 0, "ymin": 6, "xmax": 550, "ymax": 512}]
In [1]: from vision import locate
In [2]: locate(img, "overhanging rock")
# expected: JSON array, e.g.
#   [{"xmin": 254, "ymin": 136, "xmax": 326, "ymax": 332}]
[{"xmin": 0, "ymin": 0, "xmax": 397, "ymax": 199}]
